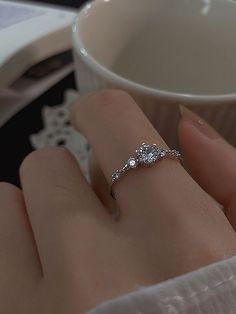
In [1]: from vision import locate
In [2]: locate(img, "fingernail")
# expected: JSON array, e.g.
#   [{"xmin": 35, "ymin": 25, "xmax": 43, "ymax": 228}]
[{"xmin": 179, "ymin": 105, "xmax": 221, "ymax": 140}]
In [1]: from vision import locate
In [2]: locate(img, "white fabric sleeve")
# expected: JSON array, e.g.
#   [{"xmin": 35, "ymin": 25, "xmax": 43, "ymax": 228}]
[{"xmin": 89, "ymin": 256, "xmax": 236, "ymax": 314}]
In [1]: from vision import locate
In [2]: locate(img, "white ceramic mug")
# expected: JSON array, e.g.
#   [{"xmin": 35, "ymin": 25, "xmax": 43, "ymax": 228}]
[{"xmin": 72, "ymin": 0, "xmax": 236, "ymax": 147}]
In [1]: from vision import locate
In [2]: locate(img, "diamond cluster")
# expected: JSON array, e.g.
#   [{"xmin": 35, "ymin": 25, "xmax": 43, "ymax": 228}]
[{"xmin": 136, "ymin": 143, "xmax": 165, "ymax": 165}]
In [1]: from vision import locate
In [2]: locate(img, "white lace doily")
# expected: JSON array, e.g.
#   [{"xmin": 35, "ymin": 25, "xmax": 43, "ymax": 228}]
[{"xmin": 29, "ymin": 89, "xmax": 90, "ymax": 179}]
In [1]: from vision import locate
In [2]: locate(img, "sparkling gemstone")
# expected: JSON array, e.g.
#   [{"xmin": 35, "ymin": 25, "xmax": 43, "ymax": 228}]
[
  {"xmin": 128, "ymin": 158, "xmax": 137, "ymax": 168},
  {"xmin": 160, "ymin": 150, "xmax": 166, "ymax": 157},
  {"xmin": 137, "ymin": 144, "xmax": 161, "ymax": 165},
  {"xmin": 112, "ymin": 172, "xmax": 120, "ymax": 181}
]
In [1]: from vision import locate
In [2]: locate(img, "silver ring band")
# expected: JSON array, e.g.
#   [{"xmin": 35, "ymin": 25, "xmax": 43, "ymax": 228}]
[{"xmin": 110, "ymin": 143, "xmax": 182, "ymax": 199}]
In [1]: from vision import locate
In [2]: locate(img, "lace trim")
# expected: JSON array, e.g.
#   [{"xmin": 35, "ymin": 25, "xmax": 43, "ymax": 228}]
[{"xmin": 29, "ymin": 89, "xmax": 89, "ymax": 179}]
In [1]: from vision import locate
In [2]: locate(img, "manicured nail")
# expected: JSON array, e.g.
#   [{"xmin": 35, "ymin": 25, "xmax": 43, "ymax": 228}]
[{"xmin": 179, "ymin": 105, "xmax": 221, "ymax": 140}]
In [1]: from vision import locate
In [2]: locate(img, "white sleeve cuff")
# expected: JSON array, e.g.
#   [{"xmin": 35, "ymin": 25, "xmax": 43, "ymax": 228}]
[{"xmin": 89, "ymin": 256, "xmax": 236, "ymax": 314}]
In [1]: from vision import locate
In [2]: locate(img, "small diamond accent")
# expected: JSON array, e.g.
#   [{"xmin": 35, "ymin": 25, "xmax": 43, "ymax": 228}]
[
  {"xmin": 112, "ymin": 171, "xmax": 120, "ymax": 182},
  {"xmin": 128, "ymin": 158, "xmax": 137, "ymax": 168},
  {"xmin": 160, "ymin": 150, "xmax": 166, "ymax": 158}
]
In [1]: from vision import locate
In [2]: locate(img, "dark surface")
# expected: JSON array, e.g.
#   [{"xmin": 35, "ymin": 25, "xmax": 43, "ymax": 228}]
[
  {"xmin": 0, "ymin": 73, "xmax": 76, "ymax": 187},
  {"xmin": 34, "ymin": 0, "xmax": 87, "ymax": 8}
]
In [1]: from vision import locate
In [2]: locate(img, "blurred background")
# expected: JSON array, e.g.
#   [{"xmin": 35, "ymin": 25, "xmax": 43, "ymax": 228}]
[{"xmin": 0, "ymin": 0, "xmax": 90, "ymax": 185}]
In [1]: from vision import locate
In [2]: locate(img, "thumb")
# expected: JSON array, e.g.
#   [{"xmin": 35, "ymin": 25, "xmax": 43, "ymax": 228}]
[{"xmin": 178, "ymin": 106, "xmax": 236, "ymax": 230}]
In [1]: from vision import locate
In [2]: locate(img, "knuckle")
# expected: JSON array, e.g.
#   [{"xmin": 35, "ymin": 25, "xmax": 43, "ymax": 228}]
[
  {"xmin": 94, "ymin": 89, "xmax": 132, "ymax": 106},
  {"xmin": 87, "ymin": 89, "xmax": 135, "ymax": 115},
  {"xmin": 20, "ymin": 146, "xmax": 71, "ymax": 174}
]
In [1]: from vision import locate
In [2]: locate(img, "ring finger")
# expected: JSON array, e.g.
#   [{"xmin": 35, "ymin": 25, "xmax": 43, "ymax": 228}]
[
  {"xmin": 71, "ymin": 89, "xmax": 236, "ymax": 279},
  {"xmin": 71, "ymin": 90, "xmax": 218, "ymax": 221}
]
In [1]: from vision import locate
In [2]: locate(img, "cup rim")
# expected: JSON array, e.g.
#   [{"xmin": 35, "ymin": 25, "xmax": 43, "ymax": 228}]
[{"xmin": 72, "ymin": 0, "xmax": 236, "ymax": 105}]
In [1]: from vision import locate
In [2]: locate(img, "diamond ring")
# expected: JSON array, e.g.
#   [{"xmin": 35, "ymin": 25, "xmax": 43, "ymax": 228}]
[{"xmin": 110, "ymin": 143, "xmax": 182, "ymax": 199}]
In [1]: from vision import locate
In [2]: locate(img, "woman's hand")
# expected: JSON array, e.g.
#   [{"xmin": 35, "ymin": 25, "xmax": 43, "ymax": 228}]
[{"xmin": 1, "ymin": 90, "xmax": 236, "ymax": 314}]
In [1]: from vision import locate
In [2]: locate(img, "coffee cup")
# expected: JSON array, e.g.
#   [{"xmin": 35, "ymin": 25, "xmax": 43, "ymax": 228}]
[{"xmin": 72, "ymin": 0, "xmax": 236, "ymax": 147}]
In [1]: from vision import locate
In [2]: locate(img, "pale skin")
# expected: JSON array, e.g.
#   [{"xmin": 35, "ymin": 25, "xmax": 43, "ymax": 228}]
[{"xmin": 1, "ymin": 89, "xmax": 236, "ymax": 313}]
